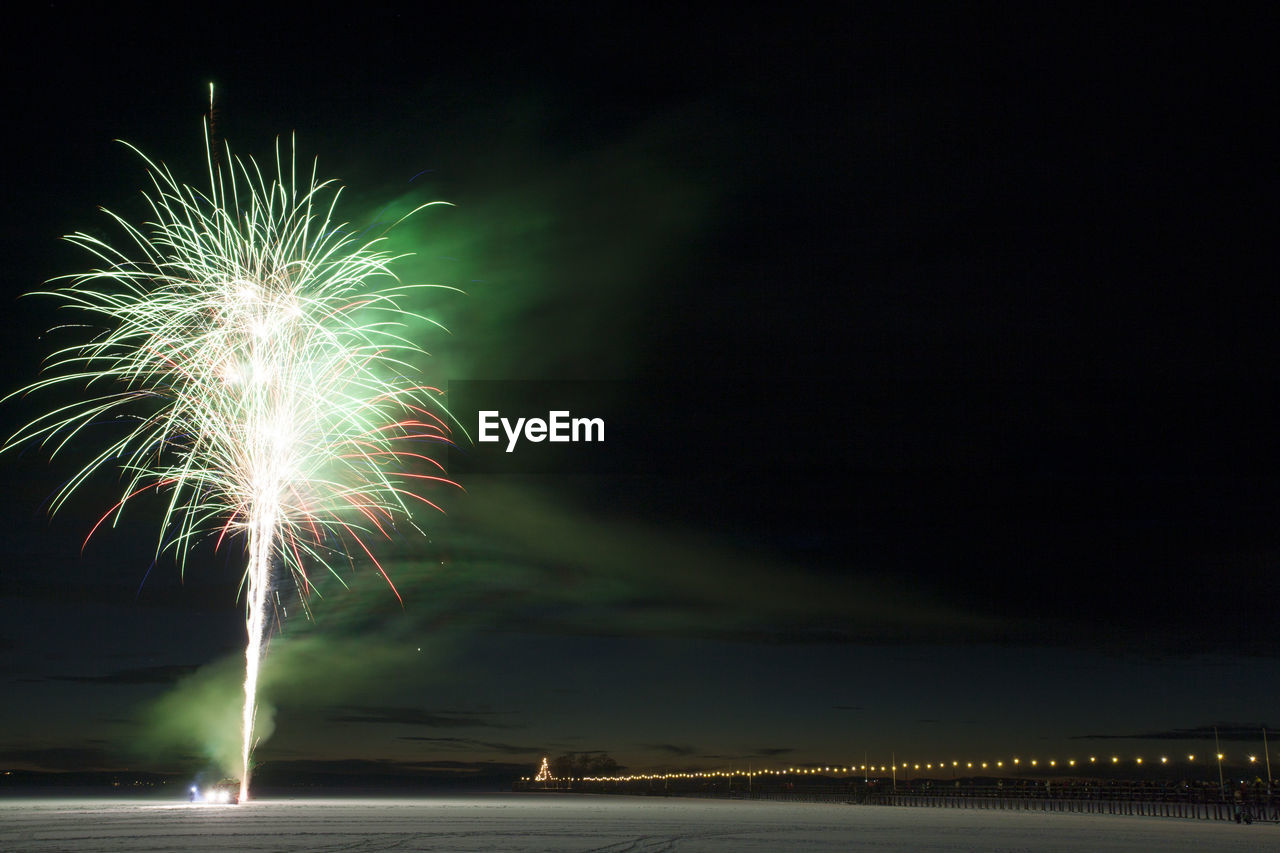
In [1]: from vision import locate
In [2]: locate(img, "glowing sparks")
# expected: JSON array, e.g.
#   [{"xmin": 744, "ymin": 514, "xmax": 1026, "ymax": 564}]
[{"xmin": 5, "ymin": 126, "xmax": 459, "ymax": 802}]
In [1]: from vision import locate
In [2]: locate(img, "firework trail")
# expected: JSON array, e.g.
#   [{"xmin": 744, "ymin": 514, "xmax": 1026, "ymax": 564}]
[{"xmin": 5, "ymin": 125, "xmax": 459, "ymax": 801}]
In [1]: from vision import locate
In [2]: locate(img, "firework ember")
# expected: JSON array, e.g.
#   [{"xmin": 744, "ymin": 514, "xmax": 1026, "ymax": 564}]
[{"xmin": 5, "ymin": 125, "xmax": 458, "ymax": 802}]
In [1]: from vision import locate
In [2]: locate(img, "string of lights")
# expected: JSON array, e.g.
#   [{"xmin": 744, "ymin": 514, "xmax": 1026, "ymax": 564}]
[{"xmin": 521, "ymin": 752, "xmax": 1275, "ymax": 783}]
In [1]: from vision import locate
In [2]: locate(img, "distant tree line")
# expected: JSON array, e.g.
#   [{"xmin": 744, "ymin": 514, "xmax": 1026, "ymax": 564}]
[{"xmin": 550, "ymin": 752, "xmax": 622, "ymax": 778}]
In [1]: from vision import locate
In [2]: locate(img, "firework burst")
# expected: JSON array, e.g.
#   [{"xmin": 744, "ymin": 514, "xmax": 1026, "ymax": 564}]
[{"xmin": 5, "ymin": 126, "xmax": 459, "ymax": 801}]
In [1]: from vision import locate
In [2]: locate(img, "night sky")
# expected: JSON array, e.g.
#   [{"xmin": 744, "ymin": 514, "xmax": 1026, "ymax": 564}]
[{"xmin": 2, "ymin": 6, "xmax": 1278, "ymax": 787}]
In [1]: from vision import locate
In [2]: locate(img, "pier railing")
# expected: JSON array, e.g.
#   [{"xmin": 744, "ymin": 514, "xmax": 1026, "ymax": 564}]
[{"xmin": 514, "ymin": 778, "xmax": 1279, "ymax": 822}]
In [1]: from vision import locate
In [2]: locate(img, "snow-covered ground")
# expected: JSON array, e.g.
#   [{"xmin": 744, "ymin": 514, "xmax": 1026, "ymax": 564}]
[{"xmin": 0, "ymin": 794, "xmax": 1274, "ymax": 851}]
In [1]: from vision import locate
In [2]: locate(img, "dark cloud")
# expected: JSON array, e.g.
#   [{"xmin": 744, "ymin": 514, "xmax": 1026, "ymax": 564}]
[
  {"xmin": 697, "ymin": 749, "xmax": 801, "ymax": 763},
  {"xmin": 327, "ymin": 705, "xmax": 514, "ymax": 729},
  {"xmin": 1073, "ymin": 724, "xmax": 1276, "ymax": 742},
  {"xmin": 51, "ymin": 664, "xmax": 200, "ymax": 685},
  {"xmin": 396, "ymin": 736, "xmax": 544, "ymax": 755},
  {"xmin": 252, "ymin": 758, "xmax": 532, "ymax": 783},
  {"xmin": 0, "ymin": 746, "xmax": 116, "ymax": 771},
  {"xmin": 641, "ymin": 743, "xmax": 697, "ymax": 756},
  {"xmin": 403, "ymin": 760, "xmax": 536, "ymax": 775}
]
